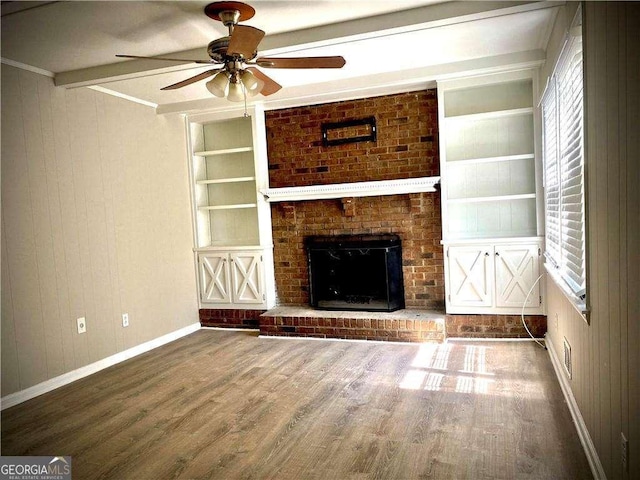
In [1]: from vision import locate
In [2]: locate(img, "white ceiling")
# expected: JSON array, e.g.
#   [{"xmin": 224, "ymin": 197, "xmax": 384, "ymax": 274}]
[{"xmin": 1, "ymin": 1, "xmax": 561, "ymax": 113}]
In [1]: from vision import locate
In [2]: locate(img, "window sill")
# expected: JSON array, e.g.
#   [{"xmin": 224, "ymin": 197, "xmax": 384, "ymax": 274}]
[{"xmin": 544, "ymin": 262, "xmax": 589, "ymax": 323}]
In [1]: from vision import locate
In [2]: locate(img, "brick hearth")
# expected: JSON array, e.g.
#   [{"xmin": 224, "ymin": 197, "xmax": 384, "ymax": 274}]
[{"xmin": 260, "ymin": 306, "xmax": 446, "ymax": 343}]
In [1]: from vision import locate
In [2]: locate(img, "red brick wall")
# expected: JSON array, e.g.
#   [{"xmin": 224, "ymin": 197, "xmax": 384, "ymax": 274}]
[
  {"xmin": 266, "ymin": 90, "xmax": 438, "ymax": 187},
  {"xmin": 266, "ymin": 90, "xmax": 444, "ymax": 311},
  {"xmin": 445, "ymin": 314, "xmax": 547, "ymax": 338},
  {"xmin": 199, "ymin": 309, "xmax": 263, "ymax": 328}
]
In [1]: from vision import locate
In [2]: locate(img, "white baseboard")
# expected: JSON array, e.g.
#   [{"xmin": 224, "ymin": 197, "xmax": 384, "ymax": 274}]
[
  {"xmin": 1, "ymin": 323, "xmax": 201, "ymax": 410},
  {"xmin": 546, "ymin": 334, "xmax": 607, "ymax": 480},
  {"xmin": 446, "ymin": 337, "xmax": 546, "ymax": 342}
]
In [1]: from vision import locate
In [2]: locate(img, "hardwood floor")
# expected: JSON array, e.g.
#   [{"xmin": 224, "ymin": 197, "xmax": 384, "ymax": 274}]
[{"xmin": 1, "ymin": 330, "xmax": 592, "ymax": 479}]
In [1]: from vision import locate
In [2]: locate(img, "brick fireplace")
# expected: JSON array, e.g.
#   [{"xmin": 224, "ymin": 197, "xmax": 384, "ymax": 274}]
[
  {"xmin": 270, "ymin": 193, "xmax": 443, "ymax": 309},
  {"xmin": 199, "ymin": 89, "xmax": 546, "ymax": 340},
  {"xmin": 266, "ymin": 90, "xmax": 444, "ymax": 310}
]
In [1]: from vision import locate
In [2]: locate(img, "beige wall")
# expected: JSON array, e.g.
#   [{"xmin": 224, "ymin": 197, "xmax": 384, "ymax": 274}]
[
  {"xmin": 1, "ymin": 66, "xmax": 198, "ymax": 396},
  {"xmin": 543, "ymin": 3, "xmax": 639, "ymax": 479}
]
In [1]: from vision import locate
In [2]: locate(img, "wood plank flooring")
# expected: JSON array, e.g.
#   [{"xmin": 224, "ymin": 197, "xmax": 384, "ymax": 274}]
[{"xmin": 1, "ymin": 330, "xmax": 592, "ymax": 479}]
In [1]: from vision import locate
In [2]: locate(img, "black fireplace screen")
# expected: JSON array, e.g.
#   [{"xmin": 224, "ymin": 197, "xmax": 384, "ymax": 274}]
[{"xmin": 306, "ymin": 234, "xmax": 405, "ymax": 312}]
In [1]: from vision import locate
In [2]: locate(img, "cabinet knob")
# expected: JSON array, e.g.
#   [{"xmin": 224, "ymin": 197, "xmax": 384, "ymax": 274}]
[
  {"xmin": 495, "ymin": 252, "xmax": 500, "ymax": 257},
  {"xmin": 485, "ymin": 252, "xmax": 490, "ymax": 257}
]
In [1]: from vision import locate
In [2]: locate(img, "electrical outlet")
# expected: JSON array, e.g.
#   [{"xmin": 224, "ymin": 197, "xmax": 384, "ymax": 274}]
[
  {"xmin": 77, "ymin": 317, "xmax": 86, "ymax": 334},
  {"xmin": 621, "ymin": 432, "xmax": 629, "ymax": 472},
  {"xmin": 122, "ymin": 313, "xmax": 129, "ymax": 327}
]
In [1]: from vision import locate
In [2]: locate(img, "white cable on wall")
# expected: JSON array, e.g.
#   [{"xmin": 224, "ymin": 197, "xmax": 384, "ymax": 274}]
[{"xmin": 521, "ymin": 273, "xmax": 546, "ymax": 349}]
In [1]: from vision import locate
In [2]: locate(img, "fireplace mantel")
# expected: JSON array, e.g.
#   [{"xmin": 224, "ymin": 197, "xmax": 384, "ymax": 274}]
[{"xmin": 261, "ymin": 176, "xmax": 440, "ymax": 203}]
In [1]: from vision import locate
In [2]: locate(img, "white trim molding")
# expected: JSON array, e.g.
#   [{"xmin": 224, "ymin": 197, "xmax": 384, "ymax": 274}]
[
  {"xmin": 88, "ymin": 85, "xmax": 158, "ymax": 108},
  {"xmin": 0, "ymin": 323, "xmax": 201, "ymax": 410},
  {"xmin": 262, "ymin": 176, "xmax": 440, "ymax": 202},
  {"xmin": 1, "ymin": 57, "xmax": 55, "ymax": 77},
  {"xmin": 546, "ymin": 335, "xmax": 607, "ymax": 480}
]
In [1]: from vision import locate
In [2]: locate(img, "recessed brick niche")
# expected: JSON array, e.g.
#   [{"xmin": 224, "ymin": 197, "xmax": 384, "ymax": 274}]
[
  {"xmin": 199, "ymin": 89, "xmax": 546, "ymax": 341},
  {"xmin": 267, "ymin": 90, "xmax": 439, "ymax": 188}
]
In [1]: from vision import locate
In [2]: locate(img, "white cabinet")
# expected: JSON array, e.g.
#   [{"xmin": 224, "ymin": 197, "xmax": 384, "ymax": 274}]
[
  {"xmin": 186, "ymin": 106, "xmax": 275, "ymax": 309},
  {"xmin": 438, "ymin": 70, "xmax": 544, "ymax": 315},
  {"xmin": 445, "ymin": 241, "xmax": 542, "ymax": 314},
  {"xmin": 198, "ymin": 250, "xmax": 266, "ymax": 306}
]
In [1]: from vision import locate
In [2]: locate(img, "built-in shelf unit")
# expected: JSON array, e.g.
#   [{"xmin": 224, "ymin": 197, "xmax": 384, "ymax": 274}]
[
  {"xmin": 186, "ymin": 106, "xmax": 275, "ymax": 309},
  {"xmin": 438, "ymin": 70, "xmax": 544, "ymax": 314}
]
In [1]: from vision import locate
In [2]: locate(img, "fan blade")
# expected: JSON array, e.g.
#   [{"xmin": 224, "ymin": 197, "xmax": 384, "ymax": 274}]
[
  {"xmin": 227, "ymin": 25, "xmax": 265, "ymax": 59},
  {"xmin": 161, "ymin": 69, "xmax": 222, "ymax": 90},
  {"xmin": 255, "ymin": 56, "xmax": 346, "ymax": 69},
  {"xmin": 246, "ymin": 68, "xmax": 282, "ymax": 96},
  {"xmin": 116, "ymin": 54, "xmax": 212, "ymax": 64}
]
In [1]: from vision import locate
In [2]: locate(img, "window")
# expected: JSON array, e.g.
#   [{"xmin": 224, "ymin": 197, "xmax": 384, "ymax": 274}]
[{"xmin": 541, "ymin": 9, "xmax": 586, "ymax": 307}]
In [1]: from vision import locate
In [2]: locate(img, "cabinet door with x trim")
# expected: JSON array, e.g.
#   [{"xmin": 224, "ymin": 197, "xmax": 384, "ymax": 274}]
[
  {"xmin": 199, "ymin": 252, "xmax": 232, "ymax": 304},
  {"xmin": 494, "ymin": 244, "xmax": 541, "ymax": 308},
  {"xmin": 230, "ymin": 251, "xmax": 265, "ymax": 304},
  {"xmin": 447, "ymin": 245, "xmax": 493, "ymax": 308}
]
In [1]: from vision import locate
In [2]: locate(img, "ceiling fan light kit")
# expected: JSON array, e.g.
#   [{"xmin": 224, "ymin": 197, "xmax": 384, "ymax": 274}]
[
  {"xmin": 206, "ymin": 71, "xmax": 230, "ymax": 97},
  {"xmin": 240, "ymin": 70, "xmax": 263, "ymax": 94},
  {"xmin": 227, "ymin": 81, "xmax": 245, "ymax": 102},
  {"xmin": 116, "ymin": 1, "xmax": 346, "ymax": 102}
]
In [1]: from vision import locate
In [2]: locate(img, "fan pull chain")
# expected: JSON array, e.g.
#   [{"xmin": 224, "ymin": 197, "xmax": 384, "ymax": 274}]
[{"xmin": 242, "ymin": 82, "xmax": 249, "ymax": 117}]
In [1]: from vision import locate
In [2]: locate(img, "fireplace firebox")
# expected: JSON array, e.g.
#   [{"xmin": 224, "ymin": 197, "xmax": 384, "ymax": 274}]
[{"xmin": 306, "ymin": 234, "xmax": 405, "ymax": 312}]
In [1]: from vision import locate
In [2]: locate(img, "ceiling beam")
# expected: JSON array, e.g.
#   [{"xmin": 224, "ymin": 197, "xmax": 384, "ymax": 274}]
[
  {"xmin": 54, "ymin": 54, "xmax": 207, "ymax": 88},
  {"xmin": 55, "ymin": 1, "xmax": 560, "ymax": 89}
]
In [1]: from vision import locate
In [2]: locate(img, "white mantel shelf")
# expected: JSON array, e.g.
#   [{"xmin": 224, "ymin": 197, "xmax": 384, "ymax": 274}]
[{"xmin": 261, "ymin": 176, "xmax": 440, "ymax": 202}]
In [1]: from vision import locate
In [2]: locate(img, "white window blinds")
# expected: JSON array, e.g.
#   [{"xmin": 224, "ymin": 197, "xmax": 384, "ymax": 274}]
[
  {"xmin": 541, "ymin": 14, "xmax": 586, "ymax": 299},
  {"xmin": 542, "ymin": 80, "xmax": 560, "ymax": 267}
]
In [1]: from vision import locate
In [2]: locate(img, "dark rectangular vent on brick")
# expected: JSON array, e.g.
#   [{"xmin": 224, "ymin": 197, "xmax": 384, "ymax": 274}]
[{"xmin": 306, "ymin": 234, "xmax": 405, "ymax": 312}]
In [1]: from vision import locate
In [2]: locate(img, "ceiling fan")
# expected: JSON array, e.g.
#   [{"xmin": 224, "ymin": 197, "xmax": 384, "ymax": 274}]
[{"xmin": 116, "ymin": 1, "xmax": 346, "ymax": 101}]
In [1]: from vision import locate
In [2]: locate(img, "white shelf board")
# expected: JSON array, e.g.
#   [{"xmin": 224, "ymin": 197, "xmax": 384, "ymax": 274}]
[
  {"xmin": 443, "ymin": 230, "xmax": 539, "ymax": 242},
  {"xmin": 262, "ymin": 176, "xmax": 440, "ymax": 202},
  {"xmin": 196, "ymin": 176, "xmax": 256, "ymax": 185},
  {"xmin": 446, "ymin": 153, "xmax": 534, "ymax": 165},
  {"xmin": 194, "ymin": 244, "xmax": 267, "ymax": 252},
  {"xmin": 441, "ymin": 236, "xmax": 543, "ymax": 246},
  {"xmin": 447, "ymin": 193, "xmax": 536, "ymax": 204},
  {"xmin": 444, "ymin": 107, "xmax": 533, "ymax": 123},
  {"xmin": 194, "ymin": 146, "xmax": 253, "ymax": 157},
  {"xmin": 198, "ymin": 203, "xmax": 257, "ymax": 211}
]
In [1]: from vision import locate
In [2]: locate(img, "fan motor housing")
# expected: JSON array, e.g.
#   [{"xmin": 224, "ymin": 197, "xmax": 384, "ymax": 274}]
[
  {"xmin": 207, "ymin": 37, "xmax": 230, "ymax": 62},
  {"xmin": 207, "ymin": 37, "xmax": 257, "ymax": 62}
]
